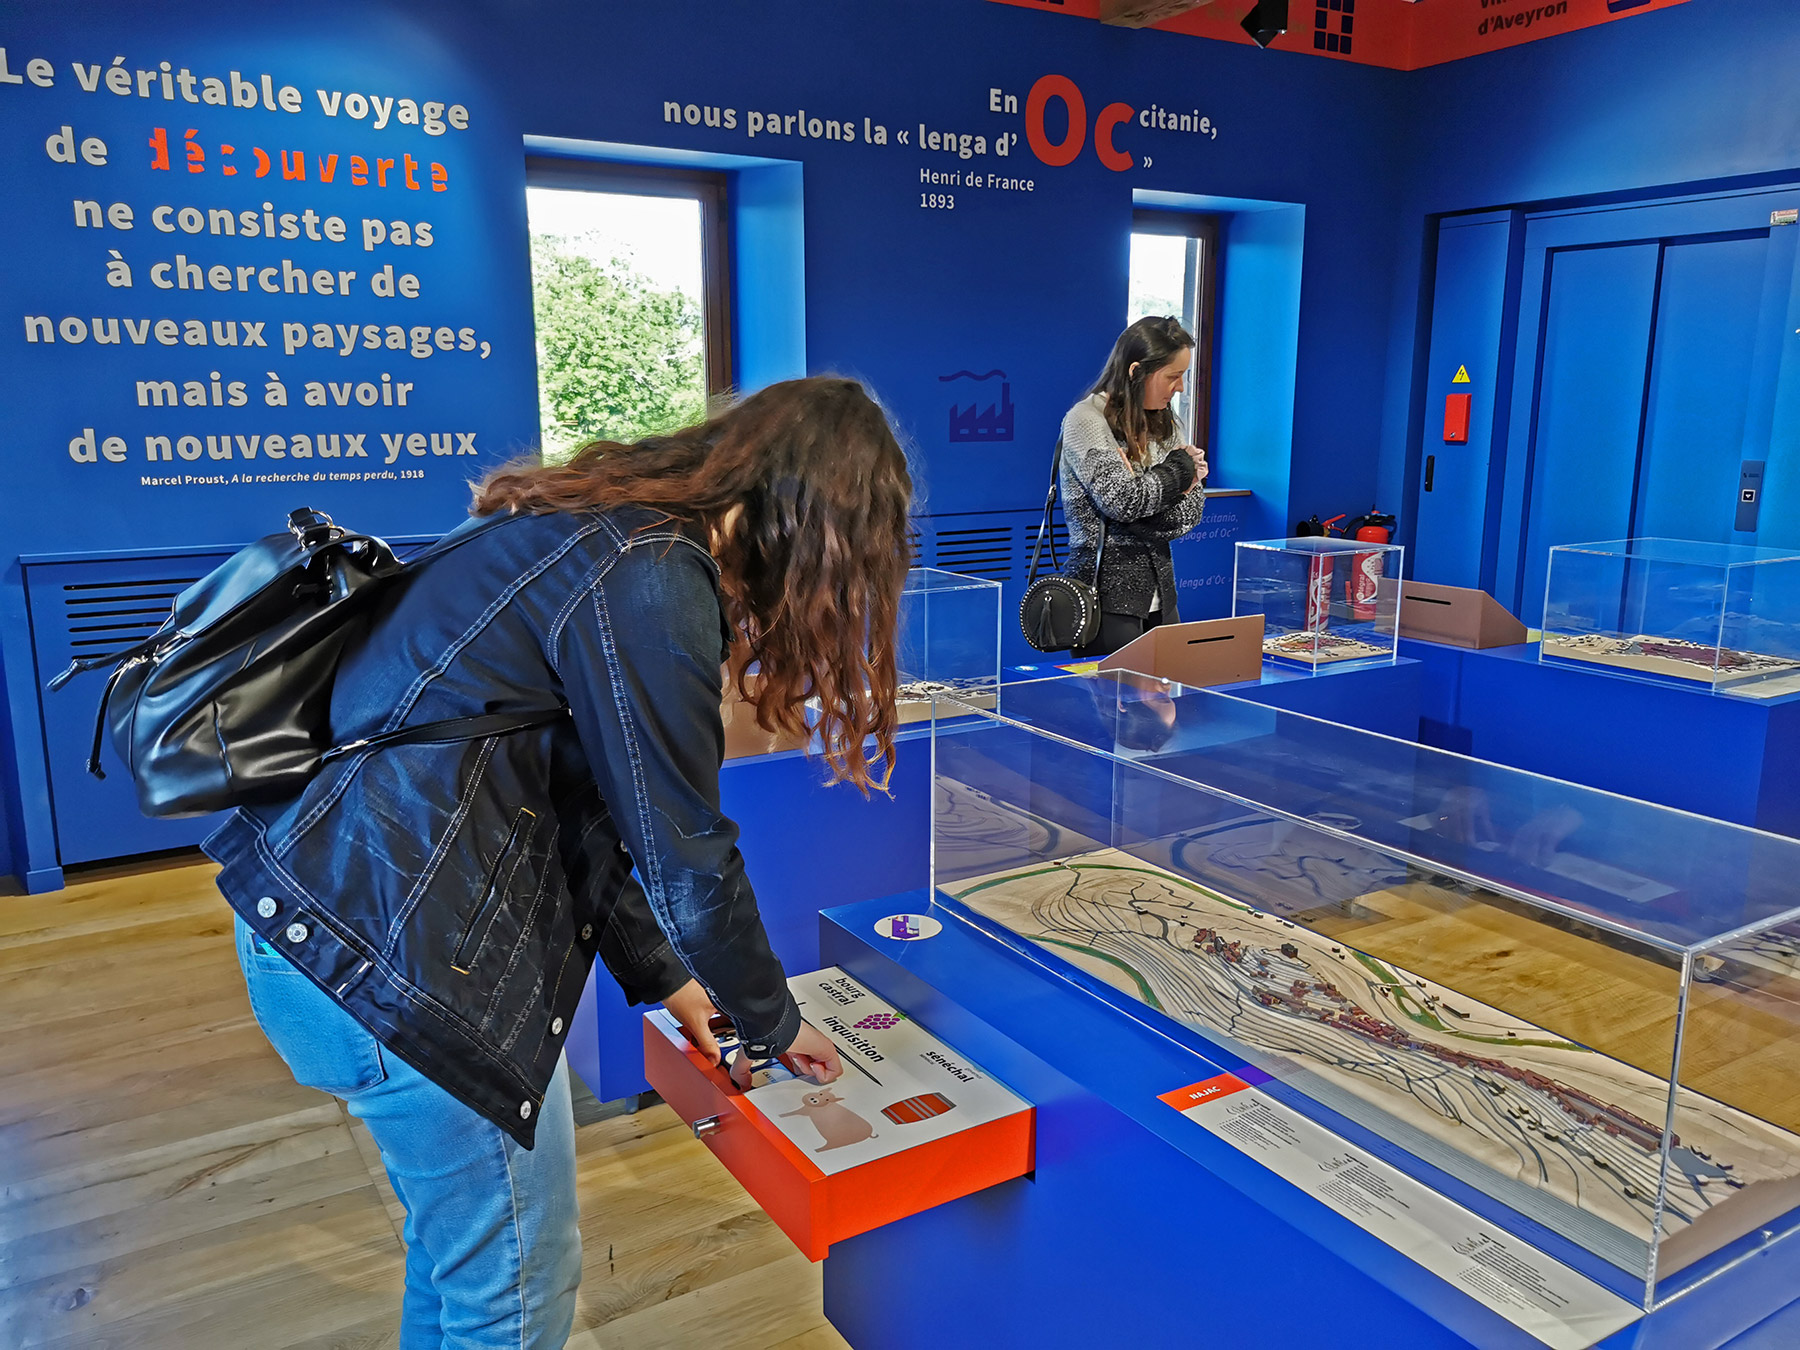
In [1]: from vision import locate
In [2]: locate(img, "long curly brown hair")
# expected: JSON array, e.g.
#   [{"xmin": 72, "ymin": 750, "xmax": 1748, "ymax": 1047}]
[{"xmin": 473, "ymin": 377, "xmax": 913, "ymax": 791}]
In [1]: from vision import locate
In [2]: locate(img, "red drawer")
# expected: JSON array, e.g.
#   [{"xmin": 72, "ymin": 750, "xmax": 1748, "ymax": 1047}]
[{"xmin": 642, "ymin": 968, "xmax": 1034, "ymax": 1261}]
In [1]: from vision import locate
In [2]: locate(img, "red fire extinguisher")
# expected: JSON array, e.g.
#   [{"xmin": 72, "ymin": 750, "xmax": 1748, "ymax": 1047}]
[{"xmin": 1345, "ymin": 507, "xmax": 1397, "ymax": 623}]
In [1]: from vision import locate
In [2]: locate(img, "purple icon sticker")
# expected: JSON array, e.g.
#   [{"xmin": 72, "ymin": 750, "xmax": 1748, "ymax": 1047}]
[{"xmin": 875, "ymin": 913, "xmax": 943, "ymax": 942}]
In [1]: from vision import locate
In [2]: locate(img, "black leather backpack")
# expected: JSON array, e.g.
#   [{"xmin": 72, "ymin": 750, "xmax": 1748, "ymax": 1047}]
[{"xmin": 48, "ymin": 507, "xmax": 564, "ymax": 818}]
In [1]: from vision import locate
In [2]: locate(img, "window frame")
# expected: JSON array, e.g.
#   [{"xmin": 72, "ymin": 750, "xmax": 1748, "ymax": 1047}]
[
  {"xmin": 1129, "ymin": 209, "xmax": 1220, "ymax": 459},
  {"xmin": 524, "ymin": 155, "xmax": 734, "ymax": 406}
]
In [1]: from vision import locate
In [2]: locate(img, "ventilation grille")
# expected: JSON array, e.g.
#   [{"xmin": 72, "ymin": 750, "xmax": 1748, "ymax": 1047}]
[
  {"xmin": 933, "ymin": 526, "xmax": 1014, "ymax": 580},
  {"xmin": 912, "ymin": 509, "xmax": 1070, "ymax": 583},
  {"xmin": 60, "ymin": 576, "xmax": 198, "ymax": 657},
  {"xmin": 39, "ymin": 520, "xmax": 1071, "ymax": 663}
]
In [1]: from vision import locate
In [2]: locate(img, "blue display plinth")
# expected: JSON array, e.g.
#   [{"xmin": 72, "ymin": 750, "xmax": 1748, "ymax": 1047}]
[
  {"xmin": 1401, "ymin": 639, "xmax": 1800, "ymax": 838},
  {"xmin": 1219, "ymin": 655, "xmax": 1423, "ymax": 739},
  {"xmin": 564, "ymin": 731, "xmax": 930, "ymax": 1103},
  {"xmin": 1006, "ymin": 658, "xmax": 1424, "ymax": 741},
  {"xmin": 816, "ymin": 893, "xmax": 1800, "ymax": 1350}
]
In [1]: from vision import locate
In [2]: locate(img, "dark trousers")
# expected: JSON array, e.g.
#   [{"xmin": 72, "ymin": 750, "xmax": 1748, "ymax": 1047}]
[{"xmin": 1072, "ymin": 609, "xmax": 1165, "ymax": 661}]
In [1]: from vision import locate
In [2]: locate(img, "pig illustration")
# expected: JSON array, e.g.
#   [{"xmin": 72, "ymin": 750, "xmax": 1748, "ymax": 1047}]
[{"xmin": 778, "ymin": 1088, "xmax": 879, "ymax": 1153}]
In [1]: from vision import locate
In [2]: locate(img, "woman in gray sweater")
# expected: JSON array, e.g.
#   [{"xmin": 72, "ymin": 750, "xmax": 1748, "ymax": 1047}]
[{"xmin": 1060, "ymin": 315, "xmax": 1208, "ymax": 658}]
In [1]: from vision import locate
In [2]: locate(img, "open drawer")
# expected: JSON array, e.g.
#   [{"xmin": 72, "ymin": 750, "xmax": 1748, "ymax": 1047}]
[{"xmin": 642, "ymin": 967, "xmax": 1034, "ymax": 1260}]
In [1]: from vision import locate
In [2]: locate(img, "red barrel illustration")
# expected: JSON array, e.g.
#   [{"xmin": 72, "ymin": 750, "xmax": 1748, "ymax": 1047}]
[
  {"xmin": 882, "ymin": 1093, "xmax": 957, "ymax": 1125},
  {"xmin": 1305, "ymin": 554, "xmax": 1335, "ymax": 631}
]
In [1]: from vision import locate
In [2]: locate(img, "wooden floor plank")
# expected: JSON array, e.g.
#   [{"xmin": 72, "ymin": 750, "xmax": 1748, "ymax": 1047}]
[
  {"xmin": 573, "ymin": 1251, "xmax": 833, "ymax": 1350},
  {"xmin": 8, "ymin": 1188, "xmax": 404, "ymax": 1348},
  {"xmin": 279, "ymin": 1323, "xmax": 403, "ymax": 1350},
  {"xmin": 572, "ymin": 1208, "xmax": 799, "ymax": 1332},
  {"xmin": 4, "ymin": 1108, "xmax": 354, "ymax": 1245},
  {"xmin": 2, "ymin": 1129, "xmax": 376, "ymax": 1290},
  {"xmin": 0, "ymin": 988, "xmax": 259, "ymax": 1080},
  {"xmin": 768, "ymin": 1326, "xmax": 854, "ymax": 1350},
  {"xmin": 0, "ymin": 857, "xmax": 846, "ymax": 1350},
  {"xmin": 5, "ymin": 1073, "xmax": 328, "ymax": 1180}
]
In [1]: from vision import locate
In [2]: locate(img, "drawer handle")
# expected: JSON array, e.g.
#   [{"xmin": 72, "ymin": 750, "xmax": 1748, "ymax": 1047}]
[{"xmin": 692, "ymin": 1115, "xmax": 723, "ymax": 1140}]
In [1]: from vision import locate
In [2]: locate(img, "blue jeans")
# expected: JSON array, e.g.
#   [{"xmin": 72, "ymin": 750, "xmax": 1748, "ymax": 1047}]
[{"xmin": 235, "ymin": 918, "xmax": 582, "ymax": 1348}]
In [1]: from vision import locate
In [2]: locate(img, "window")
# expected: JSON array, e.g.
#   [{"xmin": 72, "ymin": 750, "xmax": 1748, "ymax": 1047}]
[
  {"xmin": 524, "ymin": 159, "xmax": 730, "ymax": 459},
  {"xmin": 1127, "ymin": 210, "xmax": 1219, "ymax": 455}
]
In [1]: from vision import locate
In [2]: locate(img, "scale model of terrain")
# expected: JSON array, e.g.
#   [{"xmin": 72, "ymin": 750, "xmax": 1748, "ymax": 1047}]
[
  {"xmin": 1263, "ymin": 629, "xmax": 1392, "ymax": 665},
  {"xmin": 945, "ymin": 832, "xmax": 1800, "ymax": 1271},
  {"xmin": 1541, "ymin": 632, "xmax": 1800, "ymax": 686},
  {"xmin": 894, "ymin": 679, "xmax": 997, "ymax": 724}
]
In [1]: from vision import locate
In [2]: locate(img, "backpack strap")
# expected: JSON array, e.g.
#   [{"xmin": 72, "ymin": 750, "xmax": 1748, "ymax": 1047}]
[
  {"xmin": 311, "ymin": 512, "xmax": 568, "ymax": 768},
  {"xmin": 81, "ymin": 655, "xmax": 148, "ymax": 778},
  {"xmin": 47, "ymin": 633, "xmax": 160, "ymax": 692},
  {"xmin": 407, "ymin": 509, "xmax": 522, "ymax": 565},
  {"xmin": 319, "ymin": 706, "xmax": 567, "ymax": 766}
]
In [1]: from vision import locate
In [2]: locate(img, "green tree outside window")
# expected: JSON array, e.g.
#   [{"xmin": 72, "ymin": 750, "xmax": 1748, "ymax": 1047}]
[{"xmin": 531, "ymin": 232, "xmax": 707, "ymax": 461}]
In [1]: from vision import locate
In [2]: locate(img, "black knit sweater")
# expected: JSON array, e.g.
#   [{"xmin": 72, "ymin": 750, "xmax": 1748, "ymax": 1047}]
[{"xmin": 1057, "ymin": 394, "xmax": 1207, "ymax": 620}]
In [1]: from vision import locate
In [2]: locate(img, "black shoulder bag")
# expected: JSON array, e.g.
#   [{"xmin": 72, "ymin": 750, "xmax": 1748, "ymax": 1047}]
[
  {"xmin": 47, "ymin": 507, "xmax": 566, "ymax": 819},
  {"xmin": 1019, "ymin": 439, "xmax": 1107, "ymax": 653}
]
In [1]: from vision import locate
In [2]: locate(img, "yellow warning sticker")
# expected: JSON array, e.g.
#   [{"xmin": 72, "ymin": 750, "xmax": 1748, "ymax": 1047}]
[{"xmin": 1453, "ymin": 366, "xmax": 1472, "ymax": 384}]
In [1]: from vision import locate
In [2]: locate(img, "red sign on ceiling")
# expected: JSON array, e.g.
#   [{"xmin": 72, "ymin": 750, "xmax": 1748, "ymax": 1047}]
[{"xmin": 987, "ymin": 0, "xmax": 1694, "ymax": 71}]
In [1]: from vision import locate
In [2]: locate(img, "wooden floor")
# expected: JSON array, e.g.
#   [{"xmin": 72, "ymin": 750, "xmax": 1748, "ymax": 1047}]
[{"xmin": 0, "ymin": 857, "xmax": 851, "ymax": 1350}]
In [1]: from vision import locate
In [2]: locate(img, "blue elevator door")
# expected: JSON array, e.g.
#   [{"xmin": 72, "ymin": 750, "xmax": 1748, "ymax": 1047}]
[
  {"xmin": 1513, "ymin": 232, "xmax": 1775, "ymax": 617},
  {"xmin": 1635, "ymin": 232, "xmax": 1770, "ymax": 542},
  {"xmin": 1515, "ymin": 243, "xmax": 1661, "ymax": 619}
]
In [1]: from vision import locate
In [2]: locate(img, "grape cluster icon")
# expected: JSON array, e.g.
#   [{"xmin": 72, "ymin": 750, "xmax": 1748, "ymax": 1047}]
[{"xmin": 855, "ymin": 1013, "xmax": 902, "ymax": 1031}]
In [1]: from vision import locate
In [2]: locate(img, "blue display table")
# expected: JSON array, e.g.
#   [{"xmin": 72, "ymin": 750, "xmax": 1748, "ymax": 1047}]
[
  {"xmin": 1008, "ymin": 658, "xmax": 1425, "ymax": 741},
  {"xmin": 1219, "ymin": 655, "xmax": 1422, "ymax": 740},
  {"xmin": 816, "ymin": 893, "xmax": 1800, "ymax": 1350},
  {"xmin": 1401, "ymin": 639, "xmax": 1800, "ymax": 838}
]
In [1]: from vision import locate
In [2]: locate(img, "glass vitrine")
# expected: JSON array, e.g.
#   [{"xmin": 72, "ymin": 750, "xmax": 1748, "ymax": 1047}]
[
  {"xmin": 930, "ymin": 673, "xmax": 1800, "ymax": 1311},
  {"xmin": 1234, "ymin": 537, "xmax": 1403, "ymax": 671},
  {"xmin": 1541, "ymin": 538, "xmax": 1800, "ymax": 696},
  {"xmin": 895, "ymin": 567, "xmax": 1002, "ymax": 723}
]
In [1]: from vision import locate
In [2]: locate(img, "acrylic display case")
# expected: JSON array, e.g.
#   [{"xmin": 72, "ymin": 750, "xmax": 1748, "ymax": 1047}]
[
  {"xmin": 894, "ymin": 567, "xmax": 1002, "ymax": 723},
  {"xmin": 1234, "ymin": 537, "xmax": 1403, "ymax": 670},
  {"xmin": 1540, "ymin": 538, "xmax": 1800, "ymax": 695},
  {"xmin": 929, "ymin": 673, "xmax": 1800, "ymax": 1314}
]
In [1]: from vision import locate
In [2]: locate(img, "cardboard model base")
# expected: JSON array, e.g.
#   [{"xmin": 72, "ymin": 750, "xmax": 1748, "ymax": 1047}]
[
  {"xmin": 895, "ymin": 681, "xmax": 998, "ymax": 724},
  {"xmin": 1263, "ymin": 629, "xmax": 1393, "ymax": 666},
  {"xmin": 1542, "ymin": 633, "xmax": 1800, "ymax": 687}
]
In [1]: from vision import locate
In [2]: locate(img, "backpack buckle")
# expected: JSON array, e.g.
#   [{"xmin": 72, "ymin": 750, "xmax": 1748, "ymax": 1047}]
[{"xmin": 287, "ymin": 507, "xmax": 337, "ymax": 549}]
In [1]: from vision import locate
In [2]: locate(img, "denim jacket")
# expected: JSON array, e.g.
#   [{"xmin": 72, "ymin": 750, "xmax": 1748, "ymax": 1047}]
[{"xmin": 205, "ymin": 506, "xmax": 803, "ymax": 1147}]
